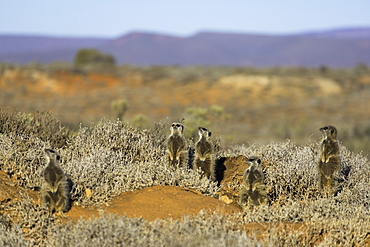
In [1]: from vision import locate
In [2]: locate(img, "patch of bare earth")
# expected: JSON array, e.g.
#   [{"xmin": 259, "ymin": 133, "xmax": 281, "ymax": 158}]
[
  {"xmin": 0, "ymin": 158, "xmax": 308, "ymax": 243},
  {"xmin": 4, "ymin": 156, "xmax": 367, "ymax": 245},
  {"xmin": 0, "ymin": 171, "xmax": 40, "ymax": 205},
  {"xmin": 67, "ymin": 185, "xmax": 241, "ymax": 222}
]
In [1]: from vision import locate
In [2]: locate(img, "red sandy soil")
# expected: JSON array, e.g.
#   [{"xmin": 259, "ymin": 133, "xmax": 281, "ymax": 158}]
[
  {"xmin": 67, "ymin": 186, "xmax": 241, "ymax": 222},
  {"xmin": 2, "ymin": 156, "xmax": 370, "ymax": 245},
  {"xmin": 0, "ymin": 168, "xmax": 312, "ymax": 243},
  {"xmin": 0, "ymin": 156, "xmax": 248, "ymax": 223},
  {"xmin": 0, "ymin": 157, "xmax": 247, "ymax": 224}
]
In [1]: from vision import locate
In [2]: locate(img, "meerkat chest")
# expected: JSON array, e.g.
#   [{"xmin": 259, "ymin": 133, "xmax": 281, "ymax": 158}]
[
  {"xmin": 321, "ymin": 139, "xmax": 338, "ymax": 153},
  {"xmin": 247, "ymin": 170, "xmax": 262, "ymax": 183},
  {"xmin": 196, "ymin": 140, "xmax": 212, "ymax": 151},
  {"xmin": 168, "ymin": 135, "xmax": 185, "ymax": 147},
  {"xmin": 44, "ymin": 165, "xmax": 63, "ymax": 182},
  {"xmin": 321, "ymin": 139, "xmax": 331, "ymax": 151},
  {"xmin": 253, "ymin": 171, "xmax": 262, "ymax": 181}
]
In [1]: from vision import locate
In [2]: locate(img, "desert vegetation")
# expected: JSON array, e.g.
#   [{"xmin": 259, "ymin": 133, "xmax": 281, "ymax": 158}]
[
  {"xmin": 0, "ymin": 63, "xmax": 369, "ymax": 155},
  {"xmin": 0, "ymin": 62, "xmax": 370, "ymax": 245},
  {"xmin": 0, "ymin": 109, "xmax": 369, "ymax": 246},
  {"xmin": 73, "ymin": 49, "xmax": 116, "ymax": 72}
]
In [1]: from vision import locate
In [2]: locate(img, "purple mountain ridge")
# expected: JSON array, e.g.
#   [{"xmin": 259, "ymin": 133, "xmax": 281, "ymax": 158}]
[{"xmin": 1, "ymin": 27, "xmax": 370, "ymax": 67}]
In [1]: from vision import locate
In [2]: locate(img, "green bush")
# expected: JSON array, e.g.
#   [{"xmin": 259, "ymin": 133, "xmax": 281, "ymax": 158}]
[
  {"xmin": 184, "ymin": 105, "xmax": 227, "ymax": 139},
  {"xmin": 73, "ymin": 49, "xmax": 116, "ymax": 71},
  {"xmin": 111, "ymin": 99, "xmax": 128, "ymax": 120}
]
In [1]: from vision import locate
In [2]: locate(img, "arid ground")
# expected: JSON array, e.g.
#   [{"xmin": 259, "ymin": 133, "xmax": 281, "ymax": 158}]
[{"xmin": 1, "ymin": 65, "xmax": 369, "ymax": 245}]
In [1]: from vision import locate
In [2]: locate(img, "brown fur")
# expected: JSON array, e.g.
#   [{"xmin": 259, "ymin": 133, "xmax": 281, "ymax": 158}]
[
  {"xmin": 42, "ymin": 149, "xmax": 69, "ymax": 216},
  {"xmin": 194, "ymin": 127, "xmax": 215, "ymax": 181},
  {"xmin": 239, "ymin": 156, "xmax": 268, "ymax": 207},
  {"xmin": 318, "ymin": 125, "xmax": 341, "ymax": 197},
  {"xmin": 167, "ymin": 123, "xmax": 187, "ymax": 168}
]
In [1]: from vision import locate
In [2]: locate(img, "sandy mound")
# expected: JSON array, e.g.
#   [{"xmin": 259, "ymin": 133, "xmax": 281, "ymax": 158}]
[
  {"xmin": 0, "ymin": 170, "xmax": 39, "ymax": 203},
  {"xmin": 0, "ymin": 170, "xmax": 241, "ymax": 222},
  {"xmin": 217, "ymin": 155, "xmax": 271, "ymax": 206},
  {"xmin": 67, "ymin": 185, "xmax": 241, "ymax": 222}
]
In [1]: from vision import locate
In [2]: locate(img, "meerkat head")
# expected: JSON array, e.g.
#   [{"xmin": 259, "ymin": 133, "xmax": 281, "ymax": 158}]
[
  {"xmin": 170, "ymin": 122, "xmax": 184, "ymax": 135},
  {"xmin": 198, "ymin": 127, "xmax": 211, "ymax": 139},
  {"xmin": 320, "ymin": 125, "xmax": 338, "ymax": 140},
  {"xmin": 44, "ymin": 148, "xmax": 61, "ymax": 163},
  {"xmin": 246, "ymin": 156, "xmax": 261, "ymax": 169}
]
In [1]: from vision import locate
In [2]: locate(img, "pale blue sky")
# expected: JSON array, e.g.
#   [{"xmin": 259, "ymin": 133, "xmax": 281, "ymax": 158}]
[{"xmin": 1, "ymin": 0, "xmax": 370, "ymax": 37}]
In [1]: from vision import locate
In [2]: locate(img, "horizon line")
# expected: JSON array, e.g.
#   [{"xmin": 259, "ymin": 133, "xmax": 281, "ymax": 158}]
[{"xmin": 1, "ymin": 25, "xmax": 370, "ymax": 39}]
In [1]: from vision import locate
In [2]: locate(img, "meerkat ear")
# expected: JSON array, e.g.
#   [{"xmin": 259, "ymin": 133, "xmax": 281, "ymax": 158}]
[
  {"xmin": 208, "ymin": 131, "xmax": 212, "ymax": 137},
  {"xmin": 56, "ymin": 154, "xmax": 61, "ymax": 161},
  {"xmin": 257, "ymin": 158, "xmax": 261, "ymax": 165}
]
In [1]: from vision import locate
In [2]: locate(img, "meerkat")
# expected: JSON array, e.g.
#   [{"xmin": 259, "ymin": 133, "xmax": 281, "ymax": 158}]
[
  {"xmin": 239, "ymin": 156, "xmax": 268, "ymax": 207},
  {"xmin": 194, "ymin": 127, "xmax": 215, "ymax": 181},
  {"xmin": 166, "ymin": 122, "xmax": 187, "ymax": 168},
  {"xmin": 318, "ymin": 125, "xmax": 341, "ymax": 197},
  {"xmin": 42, "ymin": 148, "xmax": 69, "ymax": 216}
]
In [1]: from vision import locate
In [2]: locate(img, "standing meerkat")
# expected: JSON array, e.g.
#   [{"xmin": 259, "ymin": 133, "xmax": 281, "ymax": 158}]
[
  {"xmin": 42, "ymin": 148, "xmax": 69, "ymax": 216},
  {"xmin": 194, "ymin": 127, "xmax": 215, "ymax": 181},
  {"xmin": 318, "ymin": 125, "xmax": 341, "ymax": 197},
  {"xmin": 166, "ymin": 122, "xmax": 187, "ymax": 168},
  {"xmin": 239, "ymin": 156, "xmax": 268, "ymax": 207}
]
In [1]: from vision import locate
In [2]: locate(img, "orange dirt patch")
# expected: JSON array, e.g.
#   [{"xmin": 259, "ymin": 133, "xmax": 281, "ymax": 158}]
[
  {"xmin": 217, "ymin": 155, "xmax": 248, "ymax": 205},
  {"xmin": 1, "ymin": 170, "xmax": 241, "ymax": 222},
  {"xmin": 66, "ymin": 186, "xmax": 241, "ymax": 222},
  {"xmin": 216, "ymin": 155, "xmax": 273, "ymax": 206},
  {"xmin": 0, "ymin": 171, "xmax": 40, "ymax": 204}
]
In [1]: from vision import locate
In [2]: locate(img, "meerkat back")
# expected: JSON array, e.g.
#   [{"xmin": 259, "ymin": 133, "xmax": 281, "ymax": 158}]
[
  {"xmin": 167, "ymin": 122, "xmax": 187, "ymax": 168},
  {"xmin": 318, "ymin": 125, "xmax": 341, "ymax": 197},
  {"xmin": 194, "ymin": 127, "xmax": 215, "ymax": 180},
  {"xmin": 42, "ymin": 148, "xmax": 69, "ymax": 216}
]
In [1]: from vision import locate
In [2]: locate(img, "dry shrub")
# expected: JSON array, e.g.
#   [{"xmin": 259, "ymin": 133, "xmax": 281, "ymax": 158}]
[
  {"xmin": 222, "ymin": 140, "xmax": 369, "ymax": 205},
  {"xmin": 61, "ymin": 119, "xmax": 219, "ymax": 206},
  {"xmin": 46, "ymin": 212, "xmax": 260, "ymax": 247},
  {"xmin": 0, "ymin": 109, "xmax": 72, "ymax": 148},
  {"xmin": 336, "ymin": 147, "xmax": 370, "ymax": 206},
  {"xmin": 1, "ymin": 195, "xmax": 52, "ymax": 246},
  {"xmin": 1, "ymin": 110, "xmax": 369, "ymax": 245},
  {"xmin": 0, "ymin": 113, "xmax": 219, "ymax": 206},
  {"xmin": 0, "ymin": 133, "xmax": 47, "ymax": 187},
  {"xmin": 0, "ymin": 214, "xmax": 30, "ymax": 247}
]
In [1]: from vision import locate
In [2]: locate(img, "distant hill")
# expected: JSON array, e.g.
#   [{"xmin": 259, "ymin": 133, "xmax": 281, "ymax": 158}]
[
  {"xmin": 301, "ymin": 27, "xmax": 370, "ymax": 39},
  {"xmin": 1, "ymin": 27, "xmax": 370, "ymax": 67}
]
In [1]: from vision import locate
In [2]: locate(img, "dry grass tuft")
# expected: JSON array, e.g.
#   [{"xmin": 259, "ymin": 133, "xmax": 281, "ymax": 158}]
[{"xmin": 0, "ymin": 110, "xmax": 369, "ymax": 245}]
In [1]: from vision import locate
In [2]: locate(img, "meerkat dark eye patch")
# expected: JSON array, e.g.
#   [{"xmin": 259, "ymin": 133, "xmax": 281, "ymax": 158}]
[{"xmin": 247, "ymin": 157, "xmax": 261, "ymax": 164}]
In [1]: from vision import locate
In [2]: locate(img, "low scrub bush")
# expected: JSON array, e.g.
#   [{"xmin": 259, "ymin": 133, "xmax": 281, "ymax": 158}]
[
  {"xmin": 0, "ymin": 109, "xmax": 72, "ymax": 148},
  {"xmin": 0, "ymin": 110, "xmax": 369, "ymax": 245},
  {"xmin": 46, "ymin": 213, "xmax": 260, "ymax": 246}
]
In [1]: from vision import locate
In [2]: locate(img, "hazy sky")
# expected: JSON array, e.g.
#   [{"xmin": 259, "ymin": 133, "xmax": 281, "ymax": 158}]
[{"xmin": 2, "ymin": 0, "xmax": 370, "ymax": 37}]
